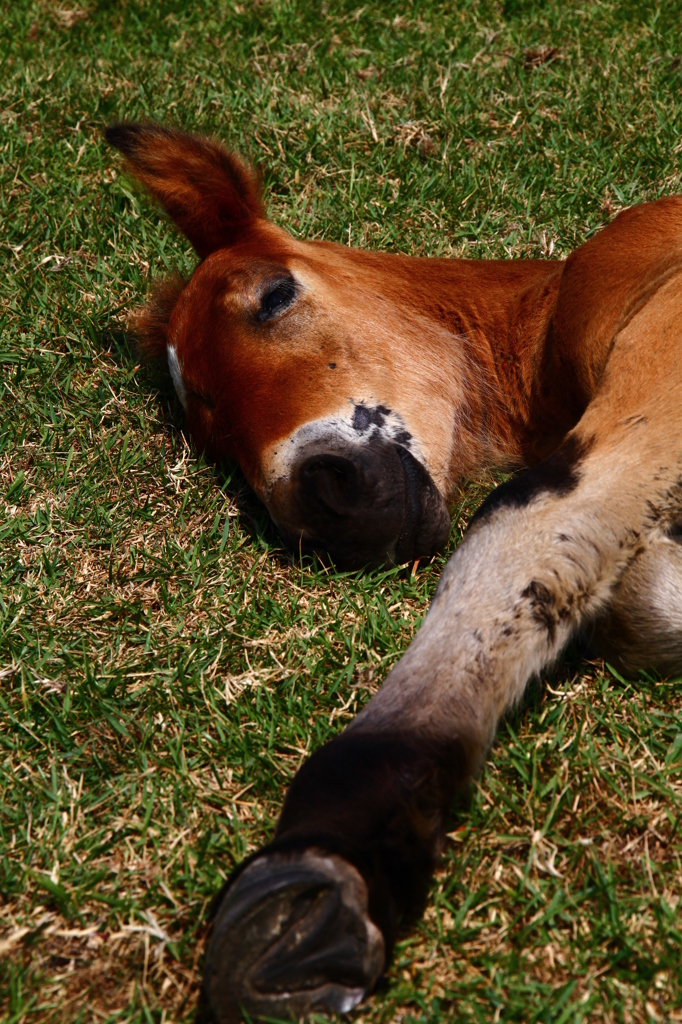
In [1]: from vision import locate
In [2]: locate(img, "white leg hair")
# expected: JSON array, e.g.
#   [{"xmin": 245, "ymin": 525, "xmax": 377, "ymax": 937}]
[{"xmin": 589, "ymin": 530, "xmax": 682, "ymax": 677}]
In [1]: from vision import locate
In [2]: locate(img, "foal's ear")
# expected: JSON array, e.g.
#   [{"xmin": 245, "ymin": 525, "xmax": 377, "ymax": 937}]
[{"xmin": 105, "ymin": 122, "xmax": 264, "ymax": 259}]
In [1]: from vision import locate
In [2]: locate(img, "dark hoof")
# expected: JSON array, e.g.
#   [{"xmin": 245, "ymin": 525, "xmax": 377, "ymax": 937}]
[{"xmin": 203, "ymin": 850, "xmax": 385, "ymax": 1023}]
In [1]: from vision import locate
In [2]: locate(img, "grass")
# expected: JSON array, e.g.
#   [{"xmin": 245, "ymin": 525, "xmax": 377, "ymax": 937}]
[{"xmin": 1, "ymin": 0, "xmax": 682, "ymax": 1021}]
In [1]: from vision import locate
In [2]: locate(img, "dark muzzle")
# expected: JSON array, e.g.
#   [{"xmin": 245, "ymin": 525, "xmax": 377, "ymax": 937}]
[{"xmin": 270, "ymin": 437, "xmax": 450, "ymax": 568}]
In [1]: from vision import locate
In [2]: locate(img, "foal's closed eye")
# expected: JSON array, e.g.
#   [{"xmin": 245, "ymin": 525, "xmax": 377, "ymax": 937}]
[{"xmin": 257, "ymin": 276, "xmax": 298, "ymax": 322}]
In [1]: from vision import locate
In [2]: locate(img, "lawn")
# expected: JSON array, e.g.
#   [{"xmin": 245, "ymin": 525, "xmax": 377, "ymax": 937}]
[{"xmin": 1, "ymin": 1, "xmax": 682, "ymax": 1022}]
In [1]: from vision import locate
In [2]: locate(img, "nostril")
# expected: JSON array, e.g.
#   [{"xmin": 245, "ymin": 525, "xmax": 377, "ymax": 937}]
[{"xmin": 299, "ymin": 455, "xmax": 363, "ymax": 515}]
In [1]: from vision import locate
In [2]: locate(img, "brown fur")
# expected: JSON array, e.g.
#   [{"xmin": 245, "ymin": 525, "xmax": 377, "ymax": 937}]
[
  {"xmin": 128, "ymin": 274, "xmax": 186, "ymax": 360},
  {"xmin": 106, "ymin": 122, "xmax": 264, "ymax": 258}
]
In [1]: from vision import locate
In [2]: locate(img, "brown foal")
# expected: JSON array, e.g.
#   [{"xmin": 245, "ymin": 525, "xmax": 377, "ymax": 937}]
[{"xmin": 107, "ymin": 122, "xmax": 682, "ymax": 1023}]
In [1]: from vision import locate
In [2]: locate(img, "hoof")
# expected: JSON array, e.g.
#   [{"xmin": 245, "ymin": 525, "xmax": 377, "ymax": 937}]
[{"xmin": 203, "ymin": 849, "xmax": 385, "ymax": 1023}]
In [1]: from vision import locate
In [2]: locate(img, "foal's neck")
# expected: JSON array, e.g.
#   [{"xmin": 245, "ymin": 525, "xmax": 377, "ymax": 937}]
[
  {"xmin": 448, "ymin": 195, "xmax": 682, "ymax": 475},
  {"xmin": 406, "ymin": 256, "xmax": 570, "ymax": 472}
]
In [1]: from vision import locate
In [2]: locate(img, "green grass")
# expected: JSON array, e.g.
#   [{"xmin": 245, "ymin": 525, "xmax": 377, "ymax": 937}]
[{"xmin": 1, "ymin": 1, "xmax": 682, "ymax": 1022}]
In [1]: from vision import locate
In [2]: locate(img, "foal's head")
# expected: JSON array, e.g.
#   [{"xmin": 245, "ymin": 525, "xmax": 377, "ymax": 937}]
[{"xmin": 107, "ymin": 123, "xmax": 487, "ymax": 566}]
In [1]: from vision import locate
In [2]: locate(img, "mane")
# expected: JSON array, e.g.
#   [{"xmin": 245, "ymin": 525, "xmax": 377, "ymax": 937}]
[{"xmin": 127, "ymin": 274, "xmax": 186, "ymax": 361}]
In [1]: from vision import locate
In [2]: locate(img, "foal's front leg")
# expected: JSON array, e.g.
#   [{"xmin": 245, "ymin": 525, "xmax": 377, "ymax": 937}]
[
  {"xmin": 201, "ymin": 468, "xmax": 632, "ymax": 1019},
  {"xmin": 203, "ymin": 274, "xmax": 682, "ymax": 1023}
]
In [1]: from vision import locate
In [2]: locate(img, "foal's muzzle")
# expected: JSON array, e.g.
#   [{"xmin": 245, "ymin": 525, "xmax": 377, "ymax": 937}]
[{"xmin": 269, "ymin": 438, "xmax": 450, "ymax": 568}]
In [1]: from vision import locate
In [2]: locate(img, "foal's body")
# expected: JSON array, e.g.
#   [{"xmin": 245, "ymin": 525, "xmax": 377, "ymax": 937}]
[{"xmin": 106, "ymin": 123, "xmax": 682, "ymax": 1023}]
